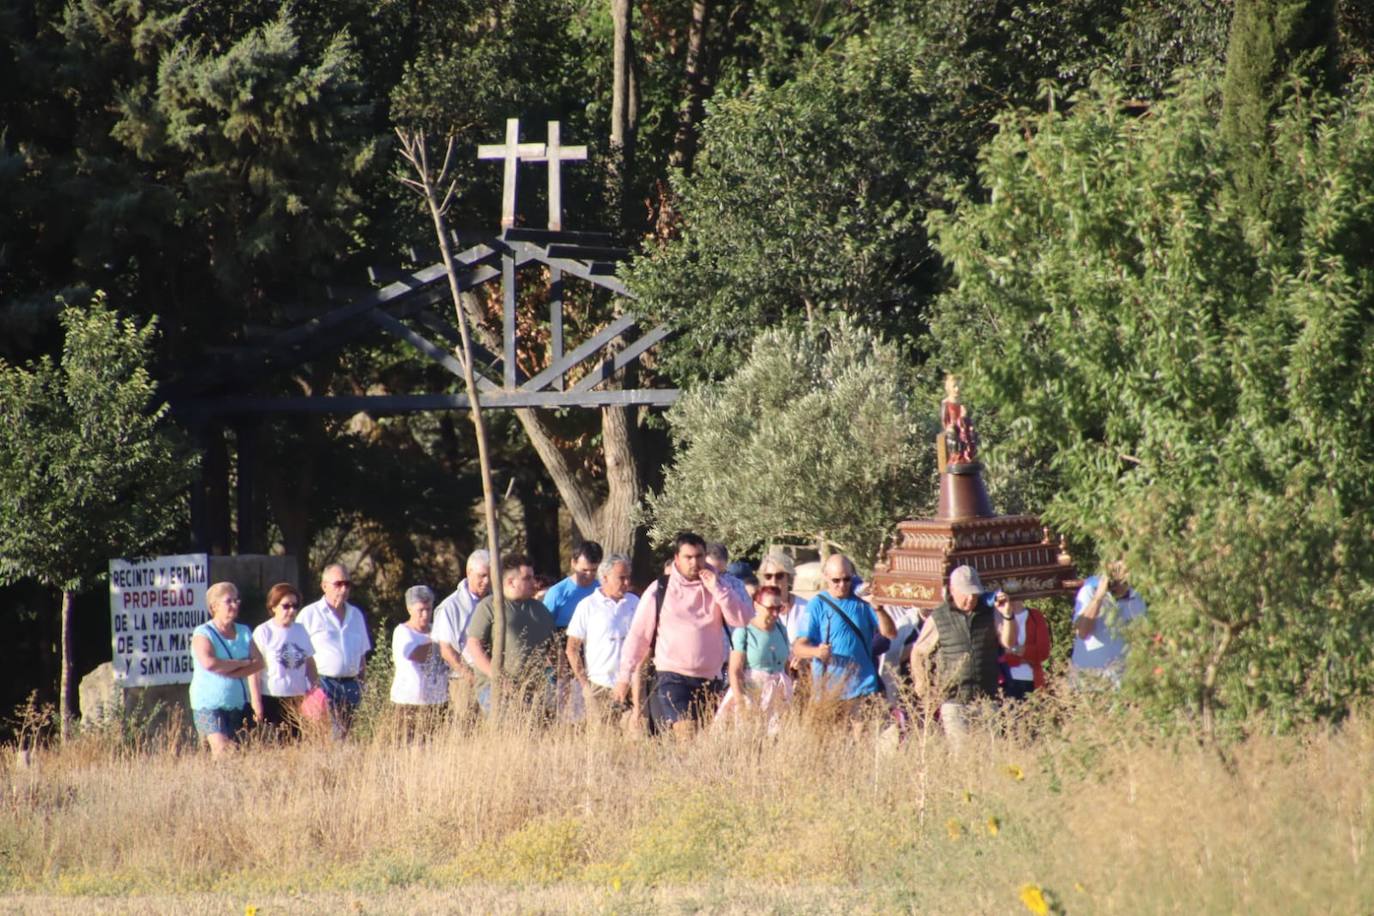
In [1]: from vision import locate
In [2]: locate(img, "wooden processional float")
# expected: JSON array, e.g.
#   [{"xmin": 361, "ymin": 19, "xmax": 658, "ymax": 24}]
[{"xmin": 869, "ymin": 376, "xmax": 1079, "ymax": 609}]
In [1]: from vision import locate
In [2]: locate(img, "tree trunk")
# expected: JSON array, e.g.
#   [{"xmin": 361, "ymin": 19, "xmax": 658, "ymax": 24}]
[
  {"xmin": 668, "ymin": 0, "xmax": 713, "ymax": 175},
  {"xmin": 596, "ymin": 403, "xmax": 643, "ymax": 555},
  {"xmin": 609, "ymin": 0, "xmax": 636, "ymax": 229},
  {"xmin": 59, "ymin": 588, "xmax": 75, "ymax": 741},
  {"xmin": 1200, "ymin": 624, "xmax": 1236, "ymax": 744}
]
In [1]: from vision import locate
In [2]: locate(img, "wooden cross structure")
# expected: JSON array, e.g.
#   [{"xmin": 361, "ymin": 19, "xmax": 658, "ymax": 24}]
[
  {"xmin": 168, "ymin": 118, "xmax": 678, "ymax": 554},
  {"xmin": 479, "ymin": 118, "xmax": 587, "ymax": 231}
]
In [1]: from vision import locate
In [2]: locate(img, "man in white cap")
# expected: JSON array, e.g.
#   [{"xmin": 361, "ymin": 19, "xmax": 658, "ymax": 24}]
[{"xmin": 910, "ymin": 565, "xmax": 1016, "ymax": 741}]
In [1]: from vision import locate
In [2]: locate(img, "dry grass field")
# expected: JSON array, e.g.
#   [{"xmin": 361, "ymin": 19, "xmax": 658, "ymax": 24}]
[{"xmin": 2, "ymin": 693, "xmax": 1372, "ymax": 914}]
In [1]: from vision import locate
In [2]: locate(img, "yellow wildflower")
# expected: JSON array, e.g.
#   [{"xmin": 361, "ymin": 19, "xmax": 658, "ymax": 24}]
[
  {"xmin": 245, "ymin": 907, "xmax": 258, "ymax": 916},
  {"xmin": 962, "ymin": 789, "xmax": 973, "ymax": 804},
  {"xmin": 1075, "ymin": 882, "xmax": 1087, "ymax": 894},
  {"xmin": 1019, "ymin": 884, "xmax": 1049, "ymax": 915},
  {"xmin": 612, "ymin": 876, "xmax": 622, "ymax": 892},
  {"xmin": 1004, "ymin": 764, "xmax": 1026, "ymax": 781},
  {"xmin": 946, "ymin": 817, "xmax": 963, "ymax": 840},
  {"xmin": 986, "ymin": 816, "xmax": 1000, "ymax": 836}
]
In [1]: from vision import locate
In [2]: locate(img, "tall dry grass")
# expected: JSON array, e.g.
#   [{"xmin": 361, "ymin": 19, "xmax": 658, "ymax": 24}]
[{"xmin": 2, "ymin": 692, "xmax": 1372, "ymax": 913}]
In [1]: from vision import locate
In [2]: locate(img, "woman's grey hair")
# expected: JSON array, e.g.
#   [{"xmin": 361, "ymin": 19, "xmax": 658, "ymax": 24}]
[
  {"xmin": 598, "ymin": 553, "xmax": 632, "ymax": 580},
  {"xmin": 405, "ymin": 585, "xmax": 434, "ymax": 608},
  {"xmin": 206, "ymin": 581, "xmax": 239, "ymax": 609},
  {"xmin": 757, "ymin": 550, "xmax": 795, "ymax": 578}
]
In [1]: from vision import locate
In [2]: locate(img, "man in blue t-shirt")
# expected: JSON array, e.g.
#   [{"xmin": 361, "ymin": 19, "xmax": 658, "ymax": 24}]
[
  {"xmin": 794, "ymin": 553, "xmax": 896, "ymax": 721},
  {"xmin": 543, "ymin": 540, "xmax": 603, "ymax": 719},
  {"xmin": 544, "ymin": 541, "xmax": 603, "ymax": 628}
]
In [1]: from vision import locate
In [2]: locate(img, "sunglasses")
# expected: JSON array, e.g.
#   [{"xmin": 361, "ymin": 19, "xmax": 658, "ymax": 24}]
[
  {"xmin": 761, "ymin": 572, "xmax": 787, "ymax": 580},
  {"xmin": 278, "ymin": 602, "xmax": 299, "ymax": 610},
  {"xmin": 328, "ymin": 580, "xmax": 351, "ymax": 588},
  {"xmin": 828, "ymin": 577, "xmax": 850, "ymax": 584}
]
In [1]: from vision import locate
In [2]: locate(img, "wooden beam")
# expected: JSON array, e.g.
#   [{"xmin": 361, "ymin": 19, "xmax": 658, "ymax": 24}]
[
  {"xmin": 182, "ymin": 389, "xmax": 681, "ymax": 415},
  {"xmin": 503, "ymin": 253, "xmax": 517, "ymax": 388},
  {"xmin": 544, "ymin": 244, "xmax": 630, "ymax": 262},
  {"xmin": 415, "ymin": 311, "xmax": 510, "ymax": 386},
  {"xmin": 505, "ymin": 241, "xmax": 632, "ymax": 297},
  {"xmin": 570, "ymin": 324, "xmax": 675, "ymax": 392},
  {"xmin": 549, "ymin": 266, "xmax": 564, "ymax": 391},
  {"xmin": 367, "ymin": 308, "xmax": 500, "ymax": 392},
  {"xmin": 502, "ymin": 227, "xmax": 614, "ymax": 246},
  {"xmin": 519, "ymin": 313, "xmax": 637, "ymax": 392}
]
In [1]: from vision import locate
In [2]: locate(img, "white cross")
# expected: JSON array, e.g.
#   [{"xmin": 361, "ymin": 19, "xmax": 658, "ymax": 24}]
[
  {"xmin": 478, "ymin": 119, "xmax": 587, "ymax": 230},
  {"xmin": 477, "ymin": 118, "xmax": 546, "ymax": 228},
  {"xmin": 524, "ymin": 121, "xmax": 587, "ymax": 231}
]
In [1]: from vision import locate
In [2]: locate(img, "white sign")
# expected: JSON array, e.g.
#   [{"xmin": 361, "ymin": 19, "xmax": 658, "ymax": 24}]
[{"xmin": 108, "ymin": 553, "xmax": 210, "ymax": 686}]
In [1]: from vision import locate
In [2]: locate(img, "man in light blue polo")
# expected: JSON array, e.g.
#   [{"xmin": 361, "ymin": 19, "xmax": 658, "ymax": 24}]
[
  {"xmin": 1070, "ymin": 560, "xmax": 1147, "ymax": 688},
  {"xmin": 792, "ymin": 553, "xmax": 896, "ymax": 721}
]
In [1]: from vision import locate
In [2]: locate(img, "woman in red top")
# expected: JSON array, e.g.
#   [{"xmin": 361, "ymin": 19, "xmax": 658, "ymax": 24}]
[{"xmin": 995, "ymin": 583, "xmax": 1051, "ymax": 700}]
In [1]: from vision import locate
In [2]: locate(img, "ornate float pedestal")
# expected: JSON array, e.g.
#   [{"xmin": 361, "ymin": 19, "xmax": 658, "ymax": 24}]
[{"xmin": 870, "ymin": 461, "xmax": 1077, "ymax": 609}]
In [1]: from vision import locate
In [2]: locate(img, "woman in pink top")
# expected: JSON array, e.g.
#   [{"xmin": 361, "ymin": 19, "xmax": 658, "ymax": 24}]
[{"xmin": 612, "ymin": 532, "xmax": 752, "ymax": 735}]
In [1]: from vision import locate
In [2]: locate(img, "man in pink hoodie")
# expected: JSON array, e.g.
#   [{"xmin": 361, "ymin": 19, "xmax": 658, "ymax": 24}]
[{"xmin": 612, "ymin": 531, "xmax": 753, "ymax": 734}]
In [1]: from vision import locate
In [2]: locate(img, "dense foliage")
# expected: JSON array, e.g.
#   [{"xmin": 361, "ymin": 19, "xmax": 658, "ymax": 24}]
[
  {"xmin": 930, "ymin": 76, "xmax": 1374, "ymax": 728},
  {"xmin": 0, "ymin": 296, "xmax": 195, "ymax": 593},
  {"xmin": 4, "ymin": 0, "xmax": 1374, "ymax": 728}
]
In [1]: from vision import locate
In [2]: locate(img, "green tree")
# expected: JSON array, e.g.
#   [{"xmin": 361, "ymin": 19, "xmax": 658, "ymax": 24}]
[
  {"xmin": 930, "ymin": 77, "xmax": 1374, "ymax": 733},
  {"xmin": 1220, "ymin": 0, "xmax": 1338, "ymax": 218},
  {"xmin": 643, "ymin": 319, "xmax": 936, "ymax": 568},
  {"xmin": 0, "ymin": 295, "xmax": 197, "ymax": 738},
  {"xmin": 626, "ymin": 23, "xmax": 972, "ymax": 384}
]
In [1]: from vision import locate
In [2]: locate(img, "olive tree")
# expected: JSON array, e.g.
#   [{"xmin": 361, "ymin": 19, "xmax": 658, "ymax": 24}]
[{"xmin": 643, "ymin": 319, "xmax": 936, "ymax": 569}]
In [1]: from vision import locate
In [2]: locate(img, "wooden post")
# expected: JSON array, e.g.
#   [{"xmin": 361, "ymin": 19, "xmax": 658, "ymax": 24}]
[
  {"xmin": 526, "ymin": 121, "xmax": 587, "ymax": 232},
  {"xmin": 549, "ymin": 266, "xmax": 564, "ymax": 391}
]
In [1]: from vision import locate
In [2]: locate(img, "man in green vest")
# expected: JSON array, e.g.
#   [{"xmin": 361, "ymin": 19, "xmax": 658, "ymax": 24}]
[{"xmin": 910, "ymin": 565, "xmax": 1015, "ymax": 744}]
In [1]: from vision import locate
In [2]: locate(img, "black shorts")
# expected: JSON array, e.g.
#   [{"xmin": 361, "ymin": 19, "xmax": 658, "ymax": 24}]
[{"xmin": 650, "ymin": 671, "xmax": 722, "ymax": 726}]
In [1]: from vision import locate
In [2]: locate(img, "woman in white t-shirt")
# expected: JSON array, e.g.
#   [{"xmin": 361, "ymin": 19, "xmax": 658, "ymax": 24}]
[
  {"xmin": 251, "ymin": 582, "xmax": 318, "ymax": 740},
  {"xmin": 390, "ymin": 585, "xmax": 448, "ymax": 739}
]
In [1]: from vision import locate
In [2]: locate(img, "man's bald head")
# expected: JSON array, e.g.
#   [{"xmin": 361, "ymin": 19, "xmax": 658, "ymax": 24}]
[{"xmin": 823, "ymin": 554, "xmax": 855, "ymax": 599}]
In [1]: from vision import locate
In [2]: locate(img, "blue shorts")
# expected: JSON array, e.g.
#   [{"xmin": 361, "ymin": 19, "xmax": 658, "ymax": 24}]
[
  {"xmin": 650, "ymin": 672, "xmax": 722, "ymax": 726},
  {"xmin": 320, "ymin": 675, "xmax": 363, "ymax": 709},
  {"xmin": 193, "ymin": 706, "xmax": 249, "ymax": 739}
]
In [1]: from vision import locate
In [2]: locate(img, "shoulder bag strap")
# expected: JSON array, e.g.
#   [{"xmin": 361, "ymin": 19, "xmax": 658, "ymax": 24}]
[{"xmin": 205, "ymin": 625, "xmax": 250, "ymax": 707}]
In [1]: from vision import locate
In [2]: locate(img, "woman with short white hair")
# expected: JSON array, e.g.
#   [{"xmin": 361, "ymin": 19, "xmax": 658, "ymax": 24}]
[
  {"xmin": 390, "ymin": 585, "xmax": 448, "ymax": 738},
  {"xmin": 757, "ymin": 551, "xmax": 808, "ymax": 650}
]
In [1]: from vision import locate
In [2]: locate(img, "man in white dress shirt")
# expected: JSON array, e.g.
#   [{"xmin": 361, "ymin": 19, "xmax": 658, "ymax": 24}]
[
  {"xmin": 565, "ymin": 553, "xmax": 638, "ymax": 723},
  {"xmin": 431, "ymin": 550, "xmax": 492, "ymax": 716},
  {"xmin": 299, "ymin": 562, "xmax": 371, "ymax": 734}
]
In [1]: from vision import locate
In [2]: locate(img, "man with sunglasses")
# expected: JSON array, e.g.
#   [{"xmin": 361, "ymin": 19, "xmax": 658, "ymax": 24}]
[
  {"xmin": 300, "ymin": 562, "xmax": 372, "ymax": 734},
  {"xmin": 792, "ymin": 554, "xmax": 897, "ymax": 722}
]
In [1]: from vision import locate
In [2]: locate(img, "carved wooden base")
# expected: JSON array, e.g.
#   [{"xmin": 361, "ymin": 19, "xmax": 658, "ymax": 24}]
[{"xmin": 872, "ymin": 467, "xmax": 1077, "ymax": 608}]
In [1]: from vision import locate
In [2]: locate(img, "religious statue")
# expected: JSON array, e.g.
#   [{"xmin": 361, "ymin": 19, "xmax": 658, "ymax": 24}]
[{"xmin": 938, "ymin": 374, "xmax": 978, "ymax": 471}]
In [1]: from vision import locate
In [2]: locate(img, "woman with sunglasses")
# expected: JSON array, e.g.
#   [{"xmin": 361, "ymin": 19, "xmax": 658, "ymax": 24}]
[
  {"xmin": 994, "ymin": 581, "xmax": 1051, "ymax": 700},
  {"xmin": 252, "ymin": 581, "xmax": 319, "ymax": 739},
  {"xmin": 756, "ymin": 552, "xmax": 808, "ymax": 646}
]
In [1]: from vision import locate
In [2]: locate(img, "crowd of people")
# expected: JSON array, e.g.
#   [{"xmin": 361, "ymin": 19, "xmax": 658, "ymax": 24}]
[{"xmin": 187, "ymin": 533, "xmax": 1147, "ymax": 754}]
